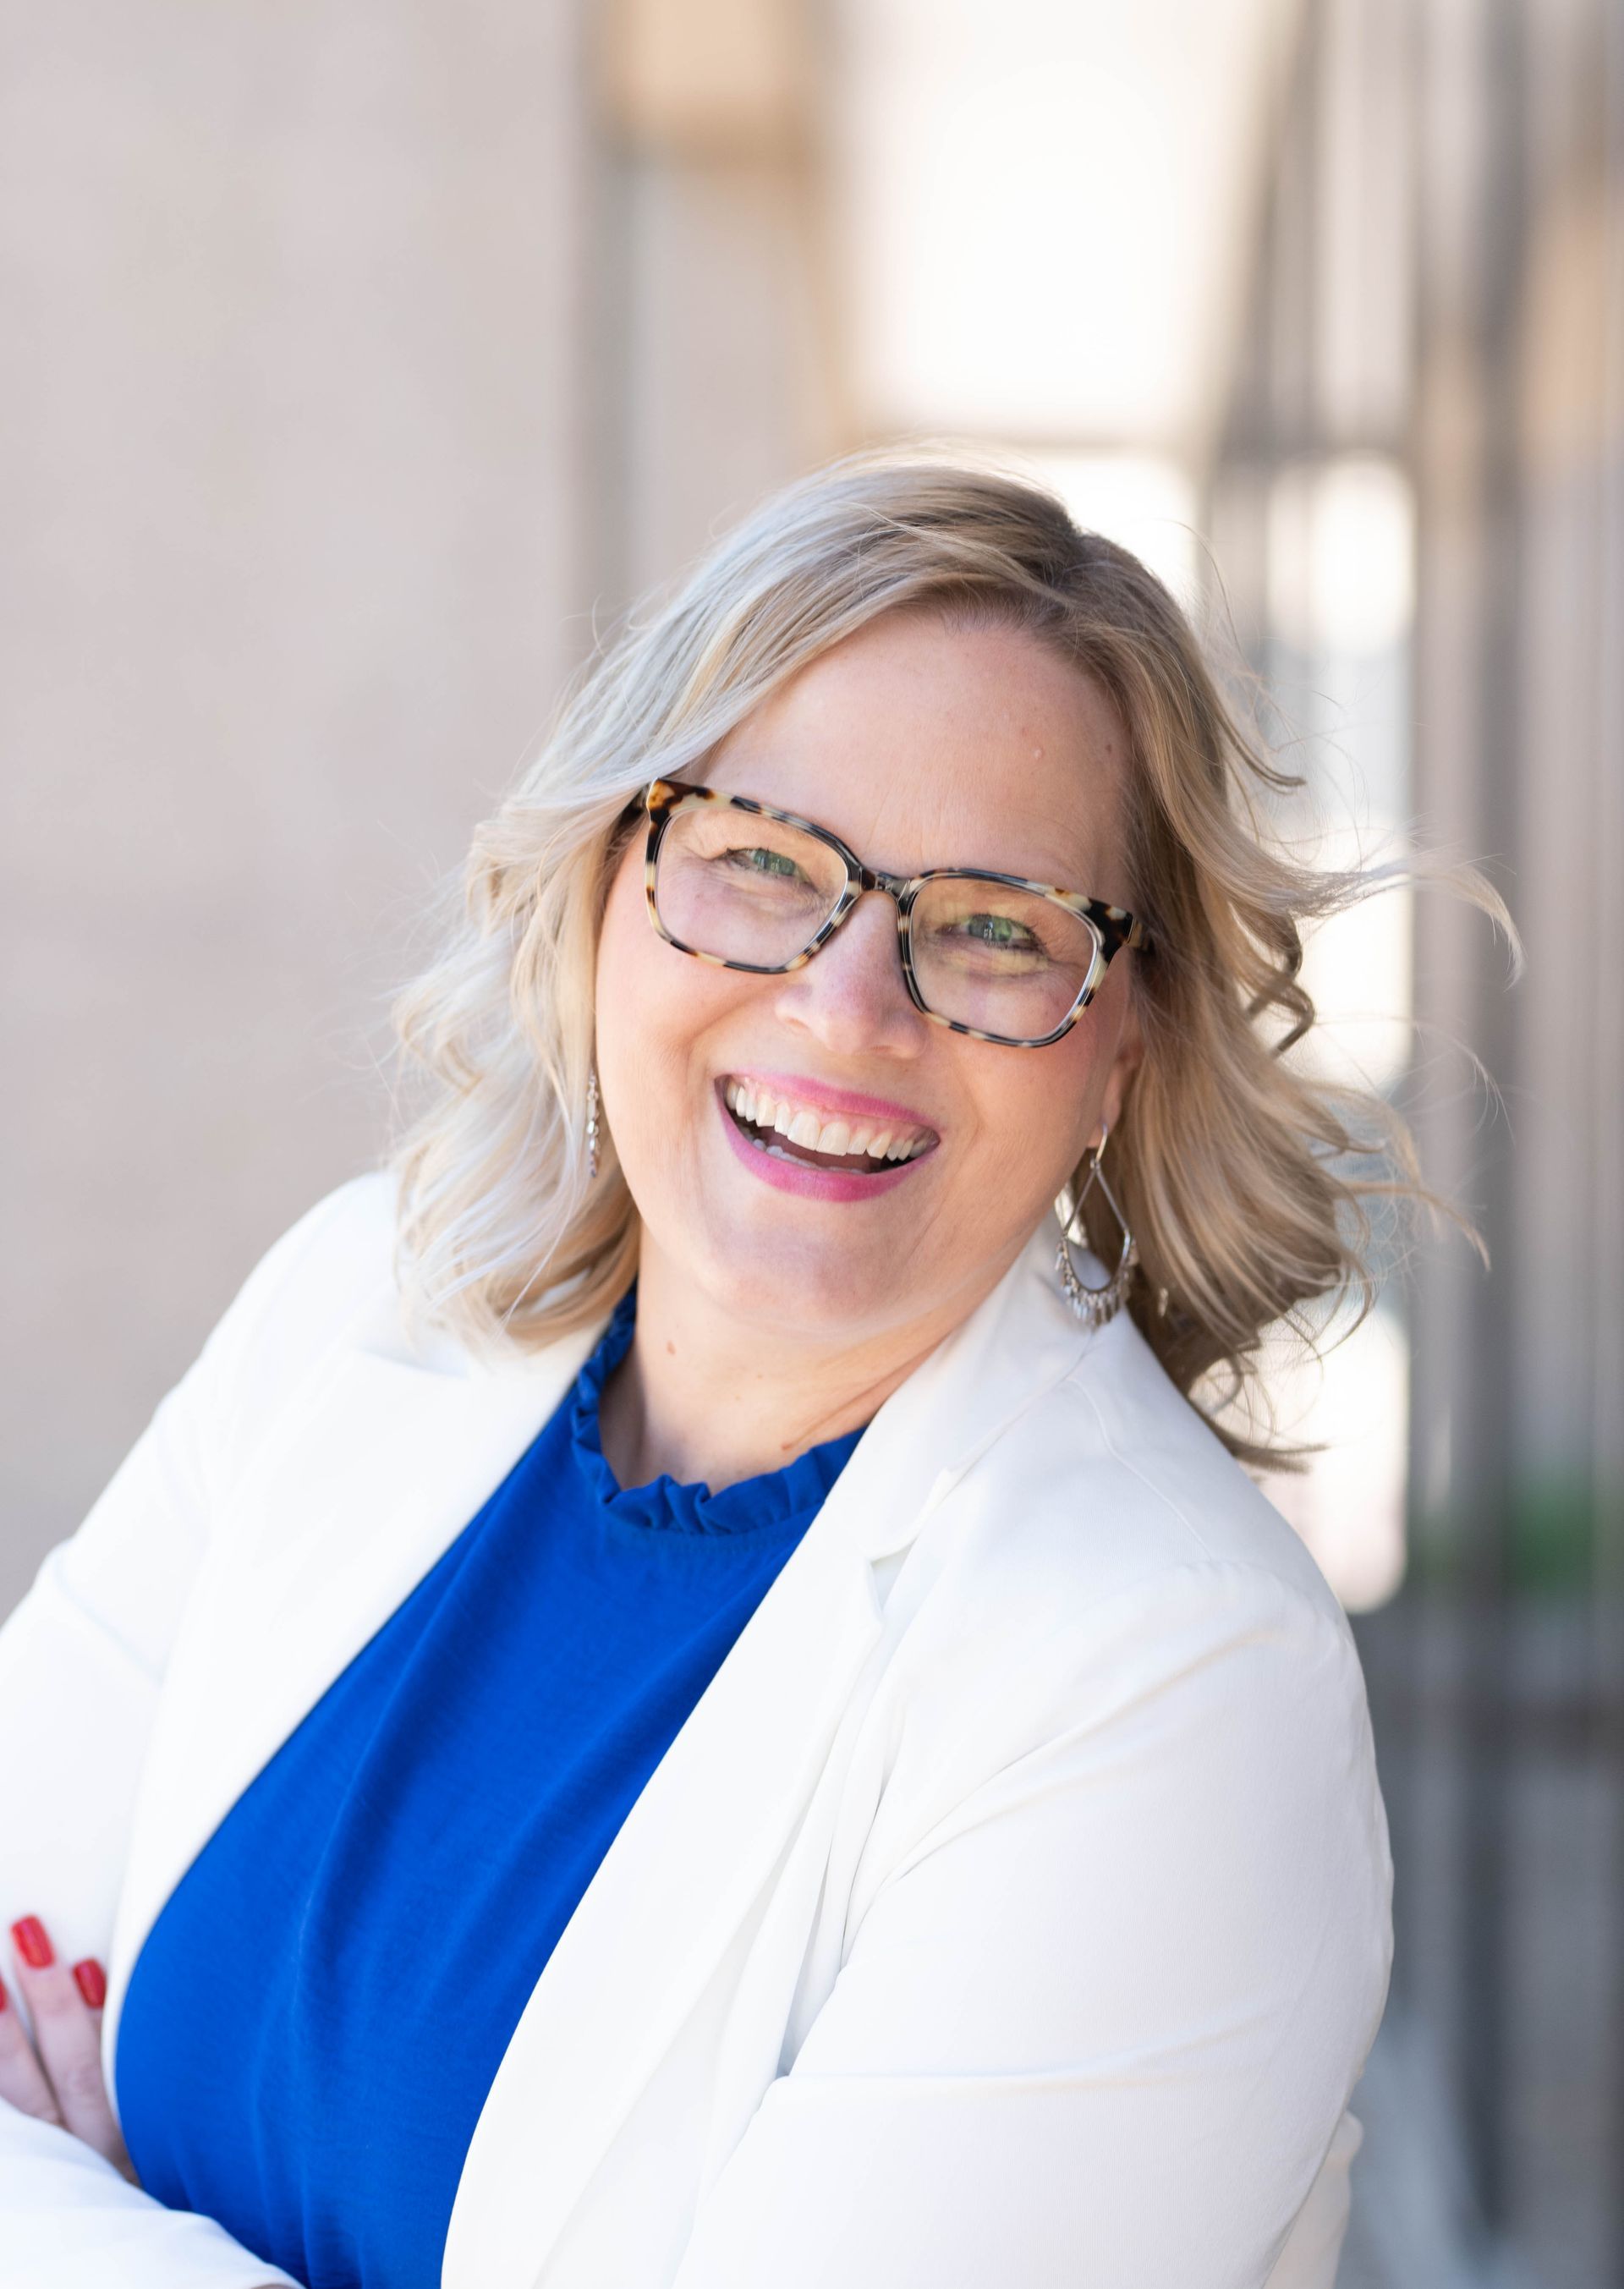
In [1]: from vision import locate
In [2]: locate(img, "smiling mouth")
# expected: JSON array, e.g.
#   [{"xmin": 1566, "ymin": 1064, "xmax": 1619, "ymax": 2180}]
[{"xmin": 720, "ymin": 1077, "xmax": 939, "ymax": 1175}]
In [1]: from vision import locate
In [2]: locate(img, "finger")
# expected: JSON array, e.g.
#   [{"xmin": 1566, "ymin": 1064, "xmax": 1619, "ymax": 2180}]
[
  {"xmin": 67, "ymin": 1962, "xmax": 140, "ymax": 2184},
  {"xmin": 0, "ymin": 1967, "xmax": 66, "ymax": 2127},
  {"xmin": 7, "ymin": 1918, "xmax": 129, "ymax": 2171}
]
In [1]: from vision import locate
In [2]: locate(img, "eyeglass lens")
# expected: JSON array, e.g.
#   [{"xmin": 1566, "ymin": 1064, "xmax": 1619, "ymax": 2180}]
[{"xmin": 654, "ymin": 802, "xmax": 1102, "ymax": 1041}]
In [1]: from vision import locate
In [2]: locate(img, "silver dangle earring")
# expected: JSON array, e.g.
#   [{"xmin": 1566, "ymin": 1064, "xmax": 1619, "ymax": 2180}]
[
  {"xmin": 586, "ymin": 1064, "xmax": 601, "ymax": 1183},
  {"xmin": 1056, "ymin": 1122, "xmax": 1138, "ymax": 1329}
]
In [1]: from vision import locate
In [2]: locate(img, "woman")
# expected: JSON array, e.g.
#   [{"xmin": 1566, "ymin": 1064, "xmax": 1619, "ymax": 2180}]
[{"xmin": 0, "ymin": 452, "xmax": 1496, "ymax": 2287}]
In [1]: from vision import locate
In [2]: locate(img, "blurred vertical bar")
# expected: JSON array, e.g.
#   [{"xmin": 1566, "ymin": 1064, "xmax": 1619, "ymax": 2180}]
[
  {"xmin": 1600, "ymin": 7, "xmax": 1624, "ymax": 2280},
  {"xmin": 1451, "ymin": 0, "xmax": 1522, "ymax": 2236},
  {"xmin": 1220, "ymin": 0, "xmax": 1624, "ymax": 2275},
  {"xmin": 1407, "ymin": 0, "xmax": 1624, "ymax": 2269},
  {"xmin": 589, "ymin": 0, "xmax": 844, "ymax": 609}
]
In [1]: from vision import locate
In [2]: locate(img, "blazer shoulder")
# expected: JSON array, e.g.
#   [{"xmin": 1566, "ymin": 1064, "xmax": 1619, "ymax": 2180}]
[
  {"xmin": 869, "ymin": 1320, "xmax": 1387, "ymax": 1931},
  {"xmin": 197, "ymin": 1169, "xmax": 403, "ymax": 1460},
  {"xmin": 1089, "ymin": 1320, "xmax": 1340, "ymax": 1601},
  {"xmin": 227, "ymin": 1167, "xmax": 400, "ymax": 1342},
  {"xmin": 952, "ymin": 1309, "xmax": 1347, "ymax": 1636}
]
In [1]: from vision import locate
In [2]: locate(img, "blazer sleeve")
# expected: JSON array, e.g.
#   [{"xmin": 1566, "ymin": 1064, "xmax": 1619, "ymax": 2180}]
[
  {"xmin": 669, "ymin": 1558, "xmax": 1394, "ymax": 2289},
  {"xmin": 0, "ymin": 1177, "xmax": 381, "ymax": 2289}
]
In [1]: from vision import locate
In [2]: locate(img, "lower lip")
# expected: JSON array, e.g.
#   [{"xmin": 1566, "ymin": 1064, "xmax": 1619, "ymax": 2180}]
[{"xmin": 716, "ymin": 1086, "xmax": 934, "ymax": 1204}]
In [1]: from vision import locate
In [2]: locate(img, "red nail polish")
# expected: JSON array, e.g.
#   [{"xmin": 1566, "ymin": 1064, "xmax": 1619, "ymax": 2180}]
[
  {"xmin": 73, "ymin": 1958, "xmax": 107, "ymax": 2009},
  {"xmin": 0, "ymin": 1977, "xmax": 8, "ymax": 2011},
  {"xmin": 11, "ymin": 1917, "xmax": 53, "ymax": 1969}
]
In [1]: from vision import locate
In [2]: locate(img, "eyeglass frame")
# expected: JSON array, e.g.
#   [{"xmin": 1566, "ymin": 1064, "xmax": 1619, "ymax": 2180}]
[{"xmin": 637, "ymin": 776, "xmax": 1155, "ymax": 1051}]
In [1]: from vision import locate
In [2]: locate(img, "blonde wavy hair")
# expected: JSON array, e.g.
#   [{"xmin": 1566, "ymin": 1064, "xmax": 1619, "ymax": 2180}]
[{"xmin": 387, "ymin": 445, "xmax": 1512, "ymax": 1468}]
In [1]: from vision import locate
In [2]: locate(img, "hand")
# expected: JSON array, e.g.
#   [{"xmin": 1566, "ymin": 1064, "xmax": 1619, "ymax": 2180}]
[{"xmin": 1, "ymin": 1914, "xmax": 140, "ymax": 2184}]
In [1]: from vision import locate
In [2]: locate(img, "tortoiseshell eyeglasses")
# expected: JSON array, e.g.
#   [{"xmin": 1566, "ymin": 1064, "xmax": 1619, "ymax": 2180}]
[{"xmin": 639, "ymin": 777, "xmax": 1154, "ymax": 1051}]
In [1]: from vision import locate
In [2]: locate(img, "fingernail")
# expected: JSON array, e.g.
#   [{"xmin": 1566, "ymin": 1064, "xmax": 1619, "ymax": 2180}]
[
  {"xmin": 11, "ymin": 1917, "xmax": 53, "ymax": 1969},
  {"xmin": 0, "ymin": 1976, "xmax": 8, "ymax": 2010},
  {"xmin": 73, "ymin": 1957, "xmax": 107, "ymax": 2007}
]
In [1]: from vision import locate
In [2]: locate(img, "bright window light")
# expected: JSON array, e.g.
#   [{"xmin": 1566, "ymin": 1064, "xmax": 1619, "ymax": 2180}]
[{"xmin": 1267, "ymin": 454, "xmax": 1415, "ymax": 657}]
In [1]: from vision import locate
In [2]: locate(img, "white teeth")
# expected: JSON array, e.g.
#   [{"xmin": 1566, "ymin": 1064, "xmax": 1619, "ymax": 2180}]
[{"xmin": 723, "ymin": 1079, "xmax": 935, "ymax": 1164}]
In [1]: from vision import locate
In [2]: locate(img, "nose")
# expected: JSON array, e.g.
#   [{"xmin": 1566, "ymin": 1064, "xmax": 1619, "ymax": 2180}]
[{"xmin": 768, "ymin": 887, "xmax": 929, "ymax": 1060}]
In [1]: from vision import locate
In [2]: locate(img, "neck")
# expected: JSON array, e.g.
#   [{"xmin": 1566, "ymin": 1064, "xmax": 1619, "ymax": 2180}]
[{"xmin": 595, "ymin": 1243, "xmax": 1012, "ymax": 1493}]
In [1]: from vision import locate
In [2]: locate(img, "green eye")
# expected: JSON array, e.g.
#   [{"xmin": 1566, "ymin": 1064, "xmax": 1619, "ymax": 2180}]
[
  {"xmin": 731, "ymin": 846, "xmax": 804, "ymax": 881},
  {"xmin": 964, "ymin": 913, "xmax": 1033, "ymax": 948}
]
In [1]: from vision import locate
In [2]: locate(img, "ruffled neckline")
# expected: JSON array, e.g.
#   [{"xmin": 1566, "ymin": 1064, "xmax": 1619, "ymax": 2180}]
[{"xmin": 567, "ymin": 1284, "xmax": 866, "ymax": 1538}]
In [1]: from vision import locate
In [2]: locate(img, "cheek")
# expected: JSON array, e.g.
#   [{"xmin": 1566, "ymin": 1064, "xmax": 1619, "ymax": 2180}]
[
  {"xmin": 595, "ymin": 853, "xmax": 660, "ymax": 1033},
  {"xmin": 593, "ymin": 854, "xmax": 744, "ymax": 1139},
  {"xmin": 595, "ymin": 855, "xmax": 692, "ymax": 1098},
  {"xmin": 963, "ymin": 1026, "xmax": 1103, "ymax": 1199}
]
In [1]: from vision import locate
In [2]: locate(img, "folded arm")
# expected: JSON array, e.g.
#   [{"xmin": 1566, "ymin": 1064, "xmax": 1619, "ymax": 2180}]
[{"xmin": 0, "ymin": 1181, "xmax": 374, "ymax": 2289}]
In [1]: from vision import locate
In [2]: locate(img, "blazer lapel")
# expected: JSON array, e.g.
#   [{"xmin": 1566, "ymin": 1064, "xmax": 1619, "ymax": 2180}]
[
  {"xmin": 442, "ymin": 1211, "xmax": 1095, "ymax": 2289},
  {"xmin": 440, "ymin": 1457, "xmax": 888, "ymax": 2289}
]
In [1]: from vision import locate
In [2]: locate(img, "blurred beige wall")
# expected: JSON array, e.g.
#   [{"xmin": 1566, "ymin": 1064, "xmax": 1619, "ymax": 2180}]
[{"xmin": 2, "ymin": 0, "xmax": 839, "ymax": 1606}]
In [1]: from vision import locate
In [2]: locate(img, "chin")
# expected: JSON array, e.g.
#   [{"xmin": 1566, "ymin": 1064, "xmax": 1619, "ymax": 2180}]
[{"xmin": 699, "ymin": 1231, "xmax": 903, "ymax": 1344}]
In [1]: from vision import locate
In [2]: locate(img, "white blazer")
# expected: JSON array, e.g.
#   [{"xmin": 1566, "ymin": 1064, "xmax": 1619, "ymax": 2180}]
[{"xmin": 0, "ymin": 1172, "xmax": 1391, "ymax": 2289}]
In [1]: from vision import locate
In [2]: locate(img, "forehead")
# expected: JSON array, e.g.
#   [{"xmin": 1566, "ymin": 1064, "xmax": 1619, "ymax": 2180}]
[{"xmin": 698, "ymin": 609, "xmax": 1131, "ymax": 893}]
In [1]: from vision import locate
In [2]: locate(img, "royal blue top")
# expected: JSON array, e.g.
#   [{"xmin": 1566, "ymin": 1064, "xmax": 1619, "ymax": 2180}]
[{"xmin": 114, "ymin": 1285, "xmax": 864, "ymax": 2289}]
